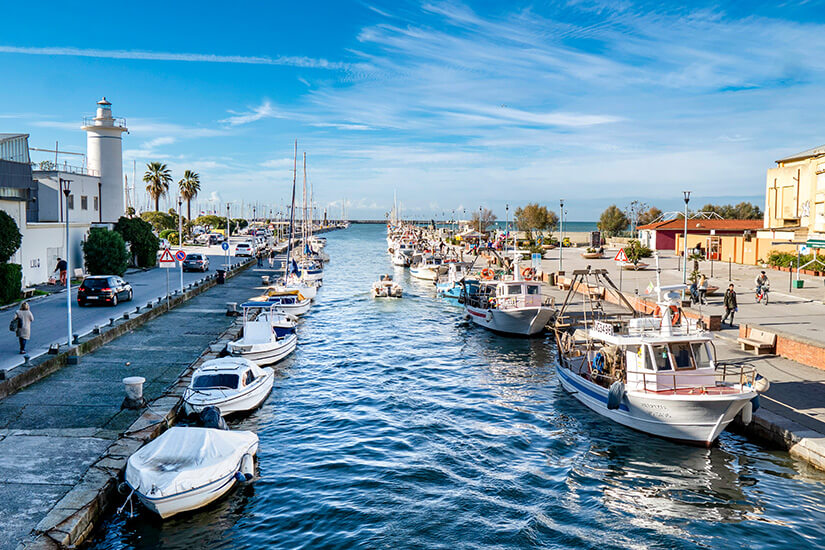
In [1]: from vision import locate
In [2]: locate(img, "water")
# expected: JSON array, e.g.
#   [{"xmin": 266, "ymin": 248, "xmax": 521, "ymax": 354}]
[{"xmin": 87, "ymin": 224, "xmax": 825, "ymax": 550}]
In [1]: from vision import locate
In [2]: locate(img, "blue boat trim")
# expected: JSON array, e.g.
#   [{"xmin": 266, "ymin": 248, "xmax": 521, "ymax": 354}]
[{"xmin": 558, "ymin": 365, "xmax": 630, "ymax": 412}]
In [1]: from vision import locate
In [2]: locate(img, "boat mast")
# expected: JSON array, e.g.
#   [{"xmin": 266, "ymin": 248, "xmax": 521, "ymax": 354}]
[{"xmin": 285, "ymin": 140, "xmax": 298, "ymax": 281}]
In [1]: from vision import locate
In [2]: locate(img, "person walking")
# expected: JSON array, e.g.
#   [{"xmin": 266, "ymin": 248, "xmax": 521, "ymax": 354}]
[
  {"xmin": 12, "ymin": 302, "xmax": 34, "ymax": 354},
  {"xmin": 721, "ymin": 284, "xmax": 737, "ymax": 327},
  {"xmin": 698, "ymin": 274, "xmax": 709, "ymax": 305},
  {"xmin": 268, "ymin": 249, "xmax": 275, "ymax": 269},
  {"xmin": 55, "ymin": 257, "xmax": 68, "ymax": 286},
  {"xmin": 256, "ymin": 250, "xmax": 264, "ymax": 268}
]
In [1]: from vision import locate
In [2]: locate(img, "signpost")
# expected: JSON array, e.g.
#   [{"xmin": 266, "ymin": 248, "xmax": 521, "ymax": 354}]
[
  {"xmin": 158, "ymin": 248, "xmax": 176, "ymax": 308},
  {"xmin": 531, "ymin": 252, "xmax": 542, "ymax": 272},
  {"xmin": 175, "ymin": 249, "xmax": 186, "ymax": 292},
  {"xmin": 614, "ymin": 248, "xmax": 628, "ymax": 292},
  {"xmin": 221, "ymin": 241, "xmax": 230, "ymax": 269}
]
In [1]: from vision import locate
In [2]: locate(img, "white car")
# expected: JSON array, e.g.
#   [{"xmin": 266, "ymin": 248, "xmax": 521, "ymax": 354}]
[{"xmin": 234, "ymin": 242, "xmax": 253, "ymax": 257}]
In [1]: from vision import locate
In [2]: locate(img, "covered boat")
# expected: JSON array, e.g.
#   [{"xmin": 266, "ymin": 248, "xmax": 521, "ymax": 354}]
[
  {"xmin": 183, "ymin": 357, "xmax": 274, "ymax": 416},
  {"xmin": 227, "ymin": 302, "xmax": 298, "ymax": 365},
  {"xmin": 372, "ymin": 274, "xmax": 403, "ymax": 298},
  {"xmin": 125, "ymin": 426, "xmax": 258, "ymax": 518}
]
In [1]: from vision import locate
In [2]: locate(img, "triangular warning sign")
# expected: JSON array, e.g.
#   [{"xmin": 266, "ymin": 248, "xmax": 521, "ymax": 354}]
[
  {"xmin": 614, "ymin": 248, "xmax": 628, "ymax": 262},
  {"xmin": 158, "ymin": 248, "xmax": 176, "ymax": 263}
]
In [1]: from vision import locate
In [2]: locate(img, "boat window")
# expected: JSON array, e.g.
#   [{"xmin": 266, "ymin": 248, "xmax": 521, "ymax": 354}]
[
  {"xmin": 507, "ymin": 284, "xmax": 522, "ymax": 295},
  {"xmin": 691, "ymin": 342, "xmax": 711, "ymax": 369},
  {"xmin": 192, "ymin": 373, "xmax": 239, "ymax": 390},
  {"xmin": 669, "ymin": 342, "xmax": 695, "ymax": 370},
  {"xmin": 526, "ymin": 285, "xmax": 540, "ymax": 295},
  {"xmin": 649, "ymin": 344, "xmax": 671, "ymax": 371},
  {"xmin": 243, "ymin": 370, "xmax": 255, "ymax": 386}
]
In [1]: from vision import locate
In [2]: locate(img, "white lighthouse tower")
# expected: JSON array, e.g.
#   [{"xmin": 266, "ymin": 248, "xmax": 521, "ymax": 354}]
[{"xmin": 82, "ymin": 97, "xmax": 128, "ymax": 222}]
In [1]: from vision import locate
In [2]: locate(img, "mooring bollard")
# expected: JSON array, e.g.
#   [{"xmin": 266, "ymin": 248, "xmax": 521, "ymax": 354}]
[
  {"xmin": 72, "ymin": 333, "xmax": 79, "ymax": 344},
  {"xmin": 109, "ymin": 317, "xmax": 116, "ymax": 326},
  {"xmin": 135, "ymin": 306, "xmax": 140, "ymax": 314},
  {"xmin": 93, "ymin": 326, "xmax": 101, "ymax": 335},
  {"xmin": 123, "ymin": 312, "xmax": 130, "ymax": 320},
  {"xmin": 121, "ymin": 376, "xmax": 147, "ymax": 409}
]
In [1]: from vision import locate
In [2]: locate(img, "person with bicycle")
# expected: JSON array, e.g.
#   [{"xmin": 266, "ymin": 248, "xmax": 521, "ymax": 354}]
[{"xmin": 755, "ymin": 271, "xmax": 769, "ymax": 304}]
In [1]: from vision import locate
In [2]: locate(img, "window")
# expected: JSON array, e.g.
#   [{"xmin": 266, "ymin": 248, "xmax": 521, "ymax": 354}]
[
  {"xmin": 67, "ymin": 194, "xmax": 74, "ymax": 209},
  {"xmin": 669, "ymin": 343, "xmax": 695, "ymax": 370},
  {"xmin": 507, "ymin": 284, "xmax": 522, "ymax": 295},
  {"xmin": 94, "ymin": 197, "xmax": 99, "ymax": 211},
  {"xmin": 192, "ymin": 373, "xmax": 239, "ymax": 389},
  {"xmin": 81, "ymin": 195, "xmax": 88, "ymax": 210},
  {"xmin": 649, "ymin": 345, "xmax": 670, "ymax": 371},
  {"xmin": 691, "ymin": 342, "xmax": 711, "ymax": 369},
  {"xmin": 243, "ymin": 370, "xmax": 255, "ymax": 386},
  {"xmin": 526, "ymin": 285, "xmax": 540, "ymax": 295}
]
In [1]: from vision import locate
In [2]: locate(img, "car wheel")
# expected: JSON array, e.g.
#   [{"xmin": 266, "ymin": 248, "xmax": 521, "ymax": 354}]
[
  {"xmin": 112, "ymin": 295, "xmax": 118, "ymax": 307},
  {"xmin": 77, "ymin": 301, "xmax": 84, "ymax": 307},
  {"xmin": 128, "ymin": 290, "xmax": 133, "ymax": 301}
]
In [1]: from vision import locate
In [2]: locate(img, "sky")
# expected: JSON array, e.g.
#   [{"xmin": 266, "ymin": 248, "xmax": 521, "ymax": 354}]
[{"xmin": 2, "ymin": 0, "xmax": 825, "ymax": 220}]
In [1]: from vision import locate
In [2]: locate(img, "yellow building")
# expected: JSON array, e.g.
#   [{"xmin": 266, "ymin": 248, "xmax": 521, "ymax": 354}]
[{"xmin": 764, "ymin": 144, "xmax": 825, "ymax": 238}]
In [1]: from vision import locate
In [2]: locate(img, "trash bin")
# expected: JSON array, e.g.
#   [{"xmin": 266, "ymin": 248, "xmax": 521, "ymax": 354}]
[
  {"xmin": 793, "ymin": 279, "xmax": 804, "ymax": 289},
  {"xmin": 216, "ymin": 269, "xmax": 226, "ymax": 284}
]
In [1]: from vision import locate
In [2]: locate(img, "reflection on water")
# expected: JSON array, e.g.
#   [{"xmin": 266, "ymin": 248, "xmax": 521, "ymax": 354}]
[{"xmin": 86, "ymin": 224, "xmax": 825, "ymax": 550}]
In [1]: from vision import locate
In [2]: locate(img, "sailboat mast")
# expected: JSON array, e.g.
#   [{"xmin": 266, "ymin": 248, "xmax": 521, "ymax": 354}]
[{"xmin": 285, "ymin": 140, "xmax": 297, "ymax": 280}]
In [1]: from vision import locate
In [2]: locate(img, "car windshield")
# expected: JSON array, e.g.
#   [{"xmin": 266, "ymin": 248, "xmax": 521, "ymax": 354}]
[
  {"xmin": 192, "ymin": 373, "xmax": 239, "ymax": 389},
  {"xmin": 187, "ymin": 254, "xmax": 202, "ymax": 260},
  {"xmin": 82, "ymin": 278, "xmax": 110, "ymax": 289}
]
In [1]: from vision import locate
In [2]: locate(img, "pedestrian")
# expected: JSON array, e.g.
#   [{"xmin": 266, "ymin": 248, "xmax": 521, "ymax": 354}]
[
  {"xmin": 268, "ymin": 250, "xmax": 275, "ymax": 269},
  {"xmin": 11, "ymin": 302, "xmax": 34, "ymax": 354},
  {"xmin": 721, "ymin": 283, "xmax": 737, "ymax": 327},
  {"xmin": 55, "ymin": 257, "xmax": 68, "ymax": 286},
  {"xmin": 698, "ymin": 274, "xmax": 708, "ymax": 305},
  {"xmin": 257, "ymin": 250, "xmax": 263, "ymax": 267}
]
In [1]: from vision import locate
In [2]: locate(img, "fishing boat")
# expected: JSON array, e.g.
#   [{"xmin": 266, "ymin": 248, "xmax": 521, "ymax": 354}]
[
  {"xmin": 463, "ymin": 277, "xmax": 555, "ymax": 336},
  {"xmin": 372, "ymin": 274, "xmax": 403, "ymax": 298},
  {"xmin": 251, "ymin": 288, "xmax": 312, "ymax": 316},
  {"xmin": 435, "ymin": 262, "xmax": 473, "ymax": 305},
  {"xmin": 183, "ymin": 357, "xmax": 274, "ymax": 416},
  {"xmin": 410, "ymin": 253, "xmax": 443, "ymax": 280},
  {"xmin": 227, "ymin": 302, "xmax": 298, "ymax": 365},
  {"xmin": 296, "ymin": 258, "xmax": 324, "ymax": 282},
  {"xmin": 553, "ymin": 264, "xmax": 767, "ymax": 446},
  {"xmin": 124, "ymin": 426, "xmax": 257, "ymax": 518}
]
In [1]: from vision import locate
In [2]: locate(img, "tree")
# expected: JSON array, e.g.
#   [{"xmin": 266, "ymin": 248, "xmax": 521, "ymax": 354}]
[
  {"xmin": 114, "ymin": 216, "xmax": 160, "ymax": 268},
  {"xmin": 0, "ymin": 210, "xmax": 22, "ymax": 263},
  {"xmin": 178, "ymin": 170, "xmax": 201, "ymax": 222},
  {"xmin": 470, "ymin": 208, "xmax": 497, "ymax": 233},
  {"xmin": 194, "ymin": 214, "xmax": 224, "ymax": 230},
  {"xmin": 598, "ymin": 205, "xmax": 629, "ymax": 236},
  {"xmin": 125, "ymin": 206, "xmax": 136, "ymax": 218},
  {"xmin": 143, "ymin": 162, "xmax": 172, "ymax": 212},
  {"xmin": 140, "ymin": 211, "xmax": 176, "ymax": 232},
  {"xmin": 699, "ymin": 202, "xmax": 762, "ymax": 220},
  {"xmin": 624, "ymin": 200, "xmax": 649, "ymax": 236},
  {"xmin": 514, "ymin": 203, "xmax": 558, "ymax": 235},
  {"xmin": 624, "ymin": 239, "xmax": 652, "ymax": 265},
  {"xmin": 82, "ymin": 228, "xmax": 129, "ymax": 276},
  {"xmin": 637, "ymin": 207, "xmax": 663, "ymax": 227}
]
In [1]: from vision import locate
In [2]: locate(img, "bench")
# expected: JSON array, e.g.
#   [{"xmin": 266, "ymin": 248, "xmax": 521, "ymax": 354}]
[
  {"xmin": 738, "ymin": 328, "xmax": 776, "ymax": 355},
  {"xmin": 21, "ymin": 287, "xmax": 36, "ymax": 299}
]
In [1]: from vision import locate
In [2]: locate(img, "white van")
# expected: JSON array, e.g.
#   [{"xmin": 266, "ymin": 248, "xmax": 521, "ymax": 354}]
[{"xmin": 234, "ymin": 242, "xmax": 253, "ymax": 257}]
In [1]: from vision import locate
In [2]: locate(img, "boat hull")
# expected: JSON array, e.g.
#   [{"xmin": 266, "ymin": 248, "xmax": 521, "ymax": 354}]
[
  {"xmin": 228, "ymin": 333, "xmax": 297, "ymax": 366},
  {"xmin": 466, "ymin": 305, "xmax": 554, "ymax": 336},
  {"xmin": 556, "ymin": 364, "xmax": 755, "ymax": 446},
  {"xmin": 410, "ymin": 267, "xmax": 438, "ymax": 280}
]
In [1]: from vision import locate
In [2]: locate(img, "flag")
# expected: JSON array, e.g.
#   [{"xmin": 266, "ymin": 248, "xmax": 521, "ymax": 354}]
[{"xmin": 646, "ymin": 281, "xmax": 655, "ymax": 295}]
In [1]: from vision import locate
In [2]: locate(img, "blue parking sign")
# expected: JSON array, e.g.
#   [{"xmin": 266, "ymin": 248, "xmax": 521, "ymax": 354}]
[{"xmin": 221, "ymin": 242, "xmax": 229, "ymax": 251}]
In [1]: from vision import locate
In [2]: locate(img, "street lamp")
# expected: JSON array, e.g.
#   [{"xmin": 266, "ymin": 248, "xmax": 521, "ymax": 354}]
[
  {"xmin": 178, "ymin": 196, "xmax": 184, "ymax": 292},
  {"xmin": 505, "ymin": 203, "xmax": 509, "ymax": 252},
  {"xmin": 60, "ymin": 178, "xmax": 73, "ymax": 346},
  {"xmin": 683, "ymin": 191, "xmax": 691, "ymax": 290},
  {"xmin": 559, "ymin": 199, "xmax": 565, "ymax": 271}
]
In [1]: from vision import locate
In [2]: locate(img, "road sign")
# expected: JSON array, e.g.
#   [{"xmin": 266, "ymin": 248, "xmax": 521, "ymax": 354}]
[
  {"xmin": 158, "ymin": 248, "xmax": 176, "ymax": 268},
  {"xmin": 175, "ymin": 250, "xmax": 186, "ymax": 261},
  {"xmin": 531, "ymin": 253, "xmax": 542, "ymax": 270},
  {"xmin": 221, "ymin": 242, "xmax": 229, "ymax": 251},
  {"xmin": 614, "ymin": 248, "xmax": 628, "ymax": 262}
]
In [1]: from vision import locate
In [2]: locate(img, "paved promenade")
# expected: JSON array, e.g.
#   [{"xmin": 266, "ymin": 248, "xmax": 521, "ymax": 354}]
[{"xmin": 0, "ymin": 260, "xmax": 266, "ymax": 550}]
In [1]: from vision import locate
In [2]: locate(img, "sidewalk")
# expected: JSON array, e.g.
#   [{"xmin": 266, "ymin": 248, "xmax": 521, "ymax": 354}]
[{"xmin": 0, "ymin": 262, "xmax": 267, "ymax": 550}]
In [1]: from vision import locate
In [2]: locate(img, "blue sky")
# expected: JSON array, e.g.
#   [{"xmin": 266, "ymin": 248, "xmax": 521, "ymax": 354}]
[{"xmin": 2, "ymin": 0, "xmax": 825, "ymax": 220}]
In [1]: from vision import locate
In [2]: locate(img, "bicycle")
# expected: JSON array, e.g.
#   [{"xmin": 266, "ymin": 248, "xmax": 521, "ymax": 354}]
[{"xmin": 755, "ymin": 285, "xmax": 769, "ymax": 305}]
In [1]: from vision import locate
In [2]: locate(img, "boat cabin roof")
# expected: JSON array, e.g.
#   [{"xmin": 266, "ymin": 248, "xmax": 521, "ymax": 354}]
[{"xmin": 198, "ymin": 357, "xmax": 264, "ymax": 376}]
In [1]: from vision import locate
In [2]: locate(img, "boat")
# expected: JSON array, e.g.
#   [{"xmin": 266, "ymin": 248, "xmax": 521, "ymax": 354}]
[
  {"xmin": 463, "ymin": 277, "xmax": 555, "ymax": 336},
  {"xmin": 410, "ymin": 253, "xmax": 443, "ymax": 280},
  {"xmin": 125, "ymin": 426, "xmax": 258, "ymax": 518},
  {"xmin": 227, "ymin": 302, "xmax": 298, "ymax": 365},
  {"xmin": 183, "ymin": 357, "xmax": 274, "ymax": 416},
  {"xmin": 250, "ymin": 288, "xmax": 312, "ymax": 316},
  {"xmin": 435, "ymin": 262, "xmax": 473, "ymax": 305},
  {"xmin": 372, "ymin": 274, "xmax": 403, "ymax": 298},
  {"xmin": 268, "ymin": 274, "xmax": 318, "ymax": 300},
  {"xmin": 296, "ymin": 258, "xmax": 324, "ymax": 282},
  {"xmin": 553, "ymin": 264, "xmax": 767, "ymax": 446}
]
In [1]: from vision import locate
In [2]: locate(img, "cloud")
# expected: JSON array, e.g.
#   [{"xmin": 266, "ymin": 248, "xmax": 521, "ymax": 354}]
[
  {"xmin": 221, "ymin": 101, "xmax": 287, "ymax": 126},
  {"xmin": 0, "ymin": 45, "xmax": 349, "ymax": 70},
  {"xmin": 143, "ymin": 136, "xmax": 176, "ymax": 148}
]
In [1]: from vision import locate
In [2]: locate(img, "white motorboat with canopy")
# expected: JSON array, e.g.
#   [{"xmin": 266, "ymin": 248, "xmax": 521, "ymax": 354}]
[
  {"xmin": 227, "ymin": 302, "xmax": 298, "ymax": 365},
  {"xmin": 125, "ymin": 426, "xmax": 258, "ymax": 518},
  {"xmin": 553, "ymin": 262, "xmax": 768, "ymax": 446},
  {"xmin": 250, "ymin": 288, "xmax": 311, "ymax": 316},
  {"xmin": 183, "ymin": 357, "xmax": 274, "ymax": 416},
  {"xmin": 372, "ymin": 274, "xmax": 403, "ymax": 298}
]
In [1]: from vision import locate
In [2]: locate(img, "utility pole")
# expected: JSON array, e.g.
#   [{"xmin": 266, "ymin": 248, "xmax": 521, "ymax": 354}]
[
  {"xmin": 178, "ymin": 196, "xmax": 184, "ymax": 292},
  {"xmin": 60, "ymin": 178, "xmax": 73, "ymax": 346},
  {"xmin": 559, "ymin": 199, "xmax": 564, "ymax": 272}
]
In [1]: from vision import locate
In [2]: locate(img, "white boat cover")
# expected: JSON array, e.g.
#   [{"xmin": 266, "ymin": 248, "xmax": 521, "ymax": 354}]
[{"xmin": 126, "ymin": 427, "xmax": 258, "ymax": 498}]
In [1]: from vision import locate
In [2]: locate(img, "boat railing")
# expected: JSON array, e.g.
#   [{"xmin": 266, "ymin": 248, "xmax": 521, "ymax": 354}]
[{"xmin": 624, "ymin": 364, "xmax": 758, "ymax": 394}]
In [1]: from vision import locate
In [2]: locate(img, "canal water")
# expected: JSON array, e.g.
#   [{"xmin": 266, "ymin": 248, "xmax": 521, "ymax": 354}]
[{"xmin": 88, "ymin": 224, "xmax": 825, "ymax": 550}]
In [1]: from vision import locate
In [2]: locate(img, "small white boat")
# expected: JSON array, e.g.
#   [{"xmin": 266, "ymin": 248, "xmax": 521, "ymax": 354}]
[
  {"xmin": 410, "ymin": 253, "xmax": 443, "ymax": 280},
  {"xmin": 464, "ymin": 279, "xmax": 555, "ymax": 336},
  {"xmin": 250, "ymin": 288, "xmax": 312, "ymax": 316},
  {"xmin": 297, "ymin": 258, "xmax": 324, "ymax": 281},
  {"xmin": 269, "ymin": 275, "xmax": 318, "ymax": 300},
  {"xmin": 392, "ymin": 248, "xmax": 412, "ymax": 267},
  {"xmin": 183, "ymin": 357, "xmax": 274, "ymax": 416},
  {"xmin": 227, "ymin": 302, "xmax": 298, "ymax": 365},
  {"xmin": 372, "ymin": 274, "xmax": 403, "ymax": 298},
  {"xmin": 125, "ymin": 426, "xmax": 258, "ymax": 518}
]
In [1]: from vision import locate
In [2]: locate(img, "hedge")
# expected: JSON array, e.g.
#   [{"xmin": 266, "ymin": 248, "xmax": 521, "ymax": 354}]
[{"xmin": 0, "ymin": 263, "xmax": 22, "ymax": 305}]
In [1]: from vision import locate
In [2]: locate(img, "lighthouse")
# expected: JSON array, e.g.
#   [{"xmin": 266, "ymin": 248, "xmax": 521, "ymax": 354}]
[{"xmin": 82, "ymin": 97, "xmax": 128, "ymax": 222}]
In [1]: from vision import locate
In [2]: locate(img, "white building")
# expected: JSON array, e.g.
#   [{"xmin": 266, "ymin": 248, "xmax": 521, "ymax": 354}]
[{"xmin": 0, "ymin": 99, "xmax": 128, "ymax": 286}]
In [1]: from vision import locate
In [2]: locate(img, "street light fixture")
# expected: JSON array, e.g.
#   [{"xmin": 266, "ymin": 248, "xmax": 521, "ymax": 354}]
[
  {"xmin": 559, "ymin": 199, "xmax": 565, "ymax": 271},
  {"xmin": 60, "ymin": 178, "xmax": 73, "ymax": 346},
  {"xmin": 683, "ymin": 191, "xmax": 691, "ymax": 290}
]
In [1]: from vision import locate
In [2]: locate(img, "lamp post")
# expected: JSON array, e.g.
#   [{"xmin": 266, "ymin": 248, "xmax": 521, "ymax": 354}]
[
  {"xmin": 505, "ymin": 203, "xmax": 509, "ymax": 253},
  {"xmin": 683, "ymin": 191, "xmax": 691, "ymax": 292},
  {"xmin": 226, "ymin": 204, "xmax": 231, "ymax": 268},
  {"xmin": 178, "ymin": 196, "xmax": 184, "ymax": 292},
  {"xmin": 60, "ymin": 178, "xmax": 73, "ymax": 346},
  {"xmin": 559, "ymin": 199, "xmax": 565, "ymax": 271}
]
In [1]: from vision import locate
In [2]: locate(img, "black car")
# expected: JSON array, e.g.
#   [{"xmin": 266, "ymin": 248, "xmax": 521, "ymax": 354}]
[
  {"xmin": 77, "ymin": 275, "xmax": 133, "ymax": 307},
  {"xmin": 182, "ymin": 253, "xmax": 209, "ymax": 272}
]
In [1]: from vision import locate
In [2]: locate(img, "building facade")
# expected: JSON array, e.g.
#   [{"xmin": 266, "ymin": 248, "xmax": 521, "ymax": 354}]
[{"xmin": 764, "ymin": 144, "xmax": 825, "ymax": 238}]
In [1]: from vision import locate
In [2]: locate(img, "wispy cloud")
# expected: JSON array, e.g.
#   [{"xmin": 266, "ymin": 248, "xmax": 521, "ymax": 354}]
[{"xmin": 0, "ymin": 45, "xmax": 350, "ymax": 70}]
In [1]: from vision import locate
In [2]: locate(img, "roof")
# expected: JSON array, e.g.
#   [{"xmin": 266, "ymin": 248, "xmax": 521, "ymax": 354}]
[
  {"xmin": 0, "ymin": 133, "xmax": 28, "ymax": 143},
  {"xmin": 637, "ymin": 219, "xmax": 764, "ymax": 232},
  {"xmin": 775, "ymin": 144, "xmax": 825, "ymax": 164}
]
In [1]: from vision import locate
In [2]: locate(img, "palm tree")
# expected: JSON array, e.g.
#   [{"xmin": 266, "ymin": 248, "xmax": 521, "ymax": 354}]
[
  {"xmin": 143, "ymin": 162, "xmax": 172, "ymax": 212},
  {"xmin": 178, "ymin": 170, "xmax": 201, "ymax": 222}
]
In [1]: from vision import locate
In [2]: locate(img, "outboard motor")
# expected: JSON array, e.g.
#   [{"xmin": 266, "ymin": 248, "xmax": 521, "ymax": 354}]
[{"xmin": 199, "ymin": 406, "xmax": 228, "ymax": 430}]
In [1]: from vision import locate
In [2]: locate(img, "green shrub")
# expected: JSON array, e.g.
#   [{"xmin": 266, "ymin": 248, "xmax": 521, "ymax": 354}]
[
  {"xmin": 0, "ymin": 211, "xmax": 22, "ymax": 263},
  {"xmin": 767, "ymin": 250, "xmax": 809, "ymax": 268},
  {"xmin": 0, "ymin": 263, "xmax": 22, "ymax": 305},
  {"xmin": 83, "ymin": 228, "xmax": 130, "ymax": 276},
  {"xmin": 140, "ymin": 211, "xmax": 175, "ymax": 232},
  {"xmin": 114, "ymin": 216, "xmax": 159, "ymax": 268},
  {"xmin": 624, "ymin": 239, "xmax": 652, "ymax": 264}
]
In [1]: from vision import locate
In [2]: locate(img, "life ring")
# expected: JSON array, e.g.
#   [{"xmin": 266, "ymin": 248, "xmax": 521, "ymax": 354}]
[
  {"xmin": 522, "ymin": 267, "xmax": 535, "ymax": 280},
  {"xmin": 653, "ymin": 305, "xmax": 681, "ymax": 326},
  {"xmin": 481, "ymin": 268, "xmax": 494, "ymax": 280}
]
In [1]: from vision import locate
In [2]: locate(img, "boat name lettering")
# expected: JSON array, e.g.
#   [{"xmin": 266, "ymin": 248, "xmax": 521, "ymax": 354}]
[{"xmin": 593, "ymin": 321, "xmax": 614, "ymax": 336}]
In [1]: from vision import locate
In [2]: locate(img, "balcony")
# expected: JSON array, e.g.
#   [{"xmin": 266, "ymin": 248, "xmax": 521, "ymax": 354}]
[
  {"xmin": 82, "ymin": 116, "xmax": 127, "ymax": 128},
  {"xmin": 32, "ymin": 161, "xmax": 99, "ymax": 177}
]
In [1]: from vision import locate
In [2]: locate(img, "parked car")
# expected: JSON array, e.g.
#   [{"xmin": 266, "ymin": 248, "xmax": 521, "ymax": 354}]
[
  {"xmin": 208, "ymin": 233, "xmax": 225, "ymax": 245},
  {"xmin": 182, "ymin": 253, "xmax": 209, "ymax": 272},
  {"xmin": 234, "ymin": 242, "xmax": 253, "ymax": 257},
  {"xmin": 77, "ymin": 275, "xmax": 133, "ymax": 307}
]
